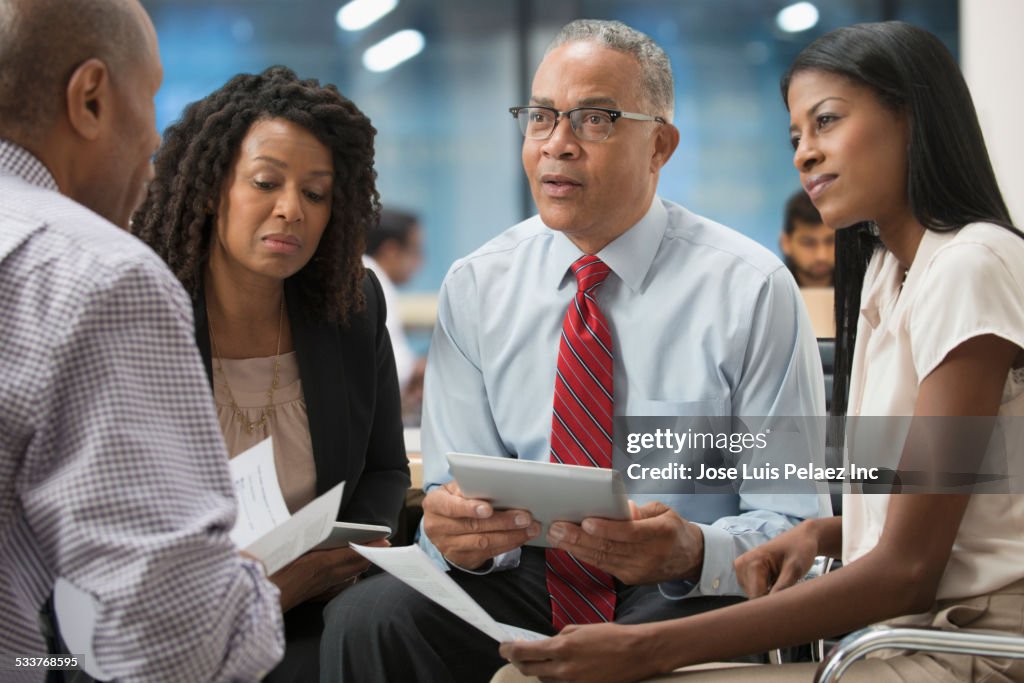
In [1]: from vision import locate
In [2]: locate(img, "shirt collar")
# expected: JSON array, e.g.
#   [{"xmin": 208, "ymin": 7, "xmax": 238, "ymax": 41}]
[
  {"xmin": 859, "ymin": 228, "xmax": 949, "ymax": 330},
  {"xmin": 897, "ymin": 228, "xmax": 946, "ymax": 306},
  {"xmin": 858, "ymin": 250, "xmax": 894, "ymax": 330},
  {"xmin": 0, "ymin": 139, "xmax": 59, "ymax": 192},
  {"xmin": 549, "ymin": 197, "xmax": 668, "ymax": 292}
]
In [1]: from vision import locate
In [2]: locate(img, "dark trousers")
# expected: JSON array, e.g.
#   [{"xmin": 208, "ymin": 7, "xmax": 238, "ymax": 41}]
[
  {"xmin": 320, "ymin": 546, "xmax": 746, "ymax": 683},
  {"xmin": 264, "ymin": 601, "xmax": 322, "ymax": 683}
]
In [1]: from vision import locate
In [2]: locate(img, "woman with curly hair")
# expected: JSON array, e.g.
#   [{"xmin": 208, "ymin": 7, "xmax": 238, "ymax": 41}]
[{"xmin": 132, "ymin": 66, "xmax": 410, "ymax": 682}]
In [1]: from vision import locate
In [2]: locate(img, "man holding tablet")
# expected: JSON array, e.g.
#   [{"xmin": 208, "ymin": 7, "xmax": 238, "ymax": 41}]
[{"xmin": 323, "ymin": 18, "xmax": 826, "ymax": 682}]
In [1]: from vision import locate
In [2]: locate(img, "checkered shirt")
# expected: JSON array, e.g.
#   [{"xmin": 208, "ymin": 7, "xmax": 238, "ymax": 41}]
[{"xmin": 0, "ymin": 139, "xmax": 284, "ymax": 682}]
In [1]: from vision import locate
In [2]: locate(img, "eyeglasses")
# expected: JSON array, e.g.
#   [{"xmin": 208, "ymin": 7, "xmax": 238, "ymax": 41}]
[{"xmin": 509, "ymin": 105, "xmax": 666, "ymax": 142}]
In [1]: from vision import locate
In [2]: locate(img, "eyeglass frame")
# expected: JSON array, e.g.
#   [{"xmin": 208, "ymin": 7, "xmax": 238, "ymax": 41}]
[{"xmin": 508, "ymin": 105, "xmax": 666, "ymax": 142}]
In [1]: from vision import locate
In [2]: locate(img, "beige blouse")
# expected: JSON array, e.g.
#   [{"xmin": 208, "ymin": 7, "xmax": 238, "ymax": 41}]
[
  {"xmin": 843, "ymin": 223, "xmax": 1024, "ymax": 601},
  {"xmin": 213, "ymin": 351, "xmax": 317, "ymax": 514}
]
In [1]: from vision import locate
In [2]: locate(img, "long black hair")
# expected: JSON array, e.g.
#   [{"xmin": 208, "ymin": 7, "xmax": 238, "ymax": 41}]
[
  {"xmin": 132, "ymin": 66, "xmax": 380, "ymax": 323},
  {"xmin": 781, "ymin": 21, "xmax": 1015, "ymax": 419}
]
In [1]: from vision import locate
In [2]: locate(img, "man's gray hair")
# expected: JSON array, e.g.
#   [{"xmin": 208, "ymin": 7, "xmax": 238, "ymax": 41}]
[{"xmin": 546, "ymin": 19, "xmax": 674, "ymax": 121}]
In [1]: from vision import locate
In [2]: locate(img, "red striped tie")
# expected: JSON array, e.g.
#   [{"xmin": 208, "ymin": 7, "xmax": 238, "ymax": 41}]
[{"xmin": 546, "ymin": 254, "xmax": 616, "ymax": 630}]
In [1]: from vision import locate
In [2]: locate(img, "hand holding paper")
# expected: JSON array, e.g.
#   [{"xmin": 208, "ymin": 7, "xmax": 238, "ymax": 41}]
[{"xmin": 228, "ymin": 438, "xmax": 344, "ymax": 575}]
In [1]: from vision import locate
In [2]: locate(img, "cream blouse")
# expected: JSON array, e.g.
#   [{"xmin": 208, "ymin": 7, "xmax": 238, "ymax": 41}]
[
  {"xmin": 213, "ymin": 351, "xmax": 317, "ymax": 514},
  {"xmin": 843, "ymin": 223, "xmax": 1024, "ymax": 601}
]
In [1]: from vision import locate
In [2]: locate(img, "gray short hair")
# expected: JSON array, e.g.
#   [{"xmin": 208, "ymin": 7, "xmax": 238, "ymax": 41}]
[{"xmin": 546, "ymin": 19, "xmax": 674, "ymax": 122}]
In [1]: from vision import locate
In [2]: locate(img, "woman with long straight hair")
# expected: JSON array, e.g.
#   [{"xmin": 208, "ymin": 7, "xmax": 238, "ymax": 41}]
[{"xmin": 495, "ymin": 21, "xmax": 1024, "ymax": 683}]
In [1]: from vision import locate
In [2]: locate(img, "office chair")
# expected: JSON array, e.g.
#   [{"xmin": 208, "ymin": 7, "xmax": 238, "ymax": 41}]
[{"xmin": 814, "ymin": 625, "xmax": 1024, "ymax": 682}]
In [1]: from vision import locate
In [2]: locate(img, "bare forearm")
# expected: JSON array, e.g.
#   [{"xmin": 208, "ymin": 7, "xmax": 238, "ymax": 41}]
[
  {"xmin": 807, "ymin": 516, "xmax": 842, "ymax": 558},
  {"xmin": 643, "ymin": 548, "xmax": 929, "ymax": 672}
]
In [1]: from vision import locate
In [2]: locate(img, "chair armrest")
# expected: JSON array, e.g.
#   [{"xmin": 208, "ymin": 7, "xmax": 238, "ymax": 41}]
[{"xmin": 814, "ymin": 625, "xmax": 1024, "ymax": 682}]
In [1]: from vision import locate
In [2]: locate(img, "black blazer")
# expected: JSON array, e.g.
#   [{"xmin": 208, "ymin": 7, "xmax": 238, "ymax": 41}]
[{"xmin": 193, "ymin": 271, "xmax": 410, "ymax": 531}]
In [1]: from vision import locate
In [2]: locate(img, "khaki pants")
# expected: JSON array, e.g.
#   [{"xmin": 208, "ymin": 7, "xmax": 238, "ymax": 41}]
[{"xmin": 492, "ymin": 578, "xmax": 1024, "ymax": 683}]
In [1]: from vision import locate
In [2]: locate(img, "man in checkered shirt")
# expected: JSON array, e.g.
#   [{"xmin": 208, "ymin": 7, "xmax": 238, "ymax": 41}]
[{"xmin": 0, "ymin": 0, "xmax": 284, "ymax": 680}]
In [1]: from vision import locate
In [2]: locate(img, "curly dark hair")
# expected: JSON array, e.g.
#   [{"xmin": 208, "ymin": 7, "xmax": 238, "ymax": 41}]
[{"xmin": 131, "ymin": 65, "xmax": 379, "ymax": 323}]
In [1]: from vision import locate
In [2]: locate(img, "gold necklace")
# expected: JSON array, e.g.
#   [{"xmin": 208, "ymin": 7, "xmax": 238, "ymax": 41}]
[{"xmin": 209, "ymin": 298, "xmax": 285, "ymax": 433}]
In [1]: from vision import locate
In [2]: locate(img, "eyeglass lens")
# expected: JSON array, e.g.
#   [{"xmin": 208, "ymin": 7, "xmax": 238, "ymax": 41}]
[{"xmin": 516, "ymin": 107, "xmax": 615, "ymax": 141}]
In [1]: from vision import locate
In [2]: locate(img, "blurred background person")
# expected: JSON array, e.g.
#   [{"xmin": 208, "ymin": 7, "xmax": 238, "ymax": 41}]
[
  {"xmin": 132, "ymin": 66, "xmax": 410, "ymax": 683},
  {"xmin": 780, "ymin": 189, "xmax": 835, "ymax": 288},
  {"xmin": 781, "ymin": 189, "xmax": 836, "ymax": 337},
  {"xmin": 364, "ymin": 207, "xmax": 427, "ymax": 420}
]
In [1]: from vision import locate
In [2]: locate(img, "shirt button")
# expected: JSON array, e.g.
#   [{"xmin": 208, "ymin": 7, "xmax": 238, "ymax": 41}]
[{"xmin": 711, "ymin": 578, "xmax": 720, "ymax": 590}]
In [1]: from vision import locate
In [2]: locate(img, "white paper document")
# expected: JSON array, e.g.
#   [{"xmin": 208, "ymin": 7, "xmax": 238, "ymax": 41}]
[
  {"xmin": 229, "ymin": 438, "xmax": 291, "ymax": 548},
  {"xmin": 53, "ymin": 578, "xmax": 111, "ymax": 680},
  {"xmin": 229, "ymin": 437, "xmax": 345, "ymax": 574},
  {"xmin": 351, "ymin": 543, "xmax": 549, "ymax": 643}
]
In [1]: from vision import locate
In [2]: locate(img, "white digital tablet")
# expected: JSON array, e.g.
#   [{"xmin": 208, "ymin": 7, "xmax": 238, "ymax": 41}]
[
  {"xmin": 446, "ymin": 452, "xmax": 630, "ymax": 548},
  {"xmin": 313, "ymin": 522, "xmax": 392, "ymax": 551}
]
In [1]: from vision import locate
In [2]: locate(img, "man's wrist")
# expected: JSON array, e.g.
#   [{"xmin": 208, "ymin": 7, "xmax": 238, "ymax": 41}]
[
  {"xmin": 679, "ymin": 521, "xmax": 704, "ymax": 583},
  {"xmin": 444, "ymin": 555, "xmax": 495, "ymax": 574}
]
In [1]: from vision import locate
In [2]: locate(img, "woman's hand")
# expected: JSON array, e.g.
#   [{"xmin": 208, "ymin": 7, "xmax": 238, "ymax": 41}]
[
  {"xmin": 270, "ymin": 539, "xmax": 388, "ymax": 611},
  {"xmin": 734, "ymin": 519, "xmax": 826, "ymax": 598},
  {"xmin": 499, "ymin": 622, "xmax": 669, "ymax": 683}
]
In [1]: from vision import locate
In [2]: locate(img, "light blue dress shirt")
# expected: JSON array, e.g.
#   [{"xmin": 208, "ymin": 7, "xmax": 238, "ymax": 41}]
[{"xmin": 419, "ymin": 197, "xmax": 828, "ymax": 598}]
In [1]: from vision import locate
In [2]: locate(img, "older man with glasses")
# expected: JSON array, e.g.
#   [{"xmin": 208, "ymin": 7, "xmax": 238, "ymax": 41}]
[{"xmin": 322, "ymin": 18, "xmax": 826, "ymax": 682}]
